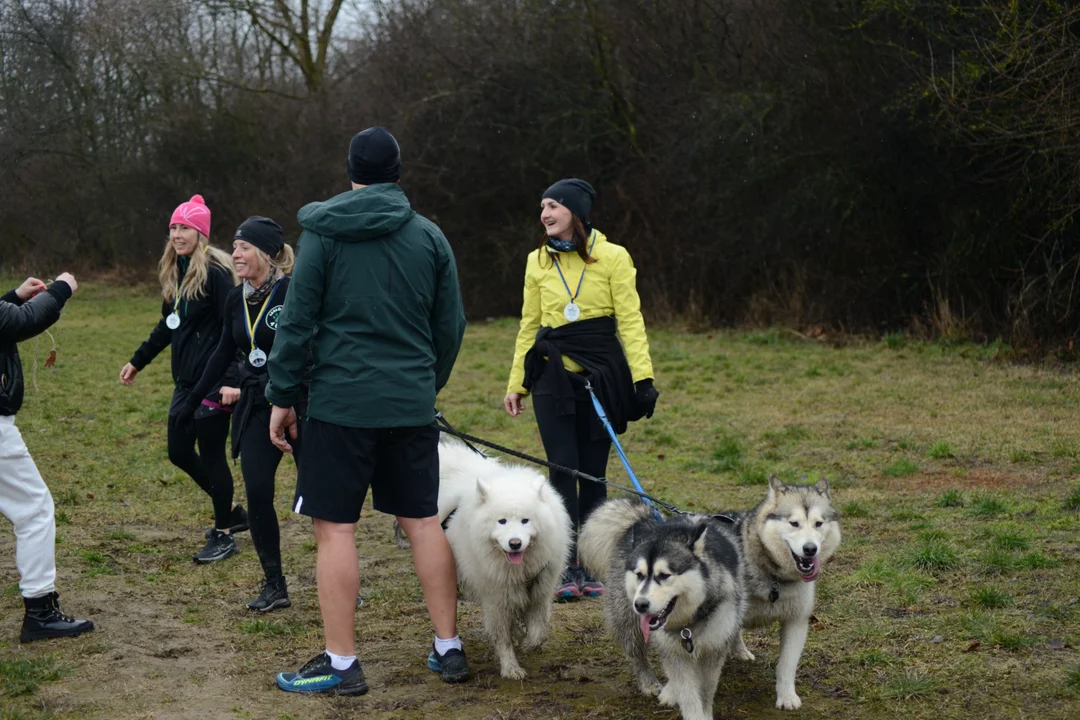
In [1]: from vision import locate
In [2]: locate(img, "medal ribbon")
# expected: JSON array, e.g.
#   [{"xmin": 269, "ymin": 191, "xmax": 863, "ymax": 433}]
[
  {"xmin": 171, "ymin": 277, "xmax": 181, "ymax": 319},
  {"xmin": 243, "ymin": 279, "xmax": 281, "ymax": 352},
  {"xmin": 551, "ymin": 231, "xmax": 598, "ymax": 307}
]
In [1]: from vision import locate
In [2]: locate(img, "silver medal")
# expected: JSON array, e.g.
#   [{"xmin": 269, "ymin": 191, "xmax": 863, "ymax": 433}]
[
  {"xmin": 563, "ymin": 302, "xmax": 581, "ymax": 322},
  {"xmin": 249, "ymin": 348, "xmax": 267, "ymax": 368},
  {"xmin": 166, "ymin": 313, "xmax": 181, "ymax": 330}
]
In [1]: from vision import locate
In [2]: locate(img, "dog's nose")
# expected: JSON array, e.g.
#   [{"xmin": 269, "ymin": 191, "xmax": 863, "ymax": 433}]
[
  {"xmin": 634, "ymin": 598, "xmax": 650, "ymax": 614},
  {"xmin": 509, "ymin": 538, "xmax": 522, "ymax": 551},
  {"xmin": 802, "ymin": 542, "xmax": 818, "ymax": 557}
]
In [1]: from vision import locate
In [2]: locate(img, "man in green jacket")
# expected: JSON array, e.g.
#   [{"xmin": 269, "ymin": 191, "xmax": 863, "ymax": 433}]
[{"xmin": 267, "ymin": 127, "xmax": 468, "ymax": 695}]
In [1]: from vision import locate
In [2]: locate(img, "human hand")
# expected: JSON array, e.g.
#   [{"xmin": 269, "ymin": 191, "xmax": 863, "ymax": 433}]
[
  {"xmin": 270, "ymin": 405, "xmax": 298, "ymax": 453},
  {"xmin": 120, "ymin": 363, "xmax": 139, "ymax": 385},
  {"xmin": 15, "ymin": 277, "xmax": 47, "ymax": 301},
  {"xmin": 504, "ymin": 392, "xmax": 526, "ymax": 417},
  {"xmin": 54, "ymin": 273, "xmax": 78, "ymax": 293},
  {"xmin": 220, "ymin": 386, "xmax": 241, "ymax": 406},
  {"xmin": 635, "ymin": 379, "xmax": 659, "ymax": 419}
]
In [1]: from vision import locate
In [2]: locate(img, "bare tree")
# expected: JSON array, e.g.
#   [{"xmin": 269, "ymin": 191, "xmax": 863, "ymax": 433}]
[{"xmin": 213, "ymin": 0, "xmax": 349, "ymax": 91}]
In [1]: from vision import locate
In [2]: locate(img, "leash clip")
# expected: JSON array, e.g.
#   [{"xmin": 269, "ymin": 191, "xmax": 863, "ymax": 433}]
[
  {"xmin": 769, "ymin": 582, "xmax": 780, "ymax": 603},
  {"xmin": 680, "ymin": 627, "xmax": 695, "ymax": 654}
]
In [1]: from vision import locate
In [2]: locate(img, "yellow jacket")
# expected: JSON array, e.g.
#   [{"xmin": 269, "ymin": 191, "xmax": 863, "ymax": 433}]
[{"xmin": 507, "ymin": 230, "xmax": 654, "ymax": 395}]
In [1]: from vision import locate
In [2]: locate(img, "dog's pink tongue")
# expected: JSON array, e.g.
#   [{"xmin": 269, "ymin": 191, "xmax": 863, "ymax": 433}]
[
  {"xmin": 802, "ymin": 556, "xmax": 821, "ymax": 582},
  {"xmin": 506, "ymin": 551, "xmax": 525, "ymax": 565},
  {"xmin": 640, "ymin": 615, "xmax": 652, "ymax": 643}
]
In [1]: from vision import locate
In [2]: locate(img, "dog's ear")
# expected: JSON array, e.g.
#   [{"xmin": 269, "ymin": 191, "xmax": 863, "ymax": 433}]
[
  {"xmin": 768, "ymin": 474, "xmax": 787, "ymax": 497},
  {"xmin": 475, "ymin": 478, "xmax": 489, "ymax": 504},
  {"xmin": 688, "ymin": 522, "xmax": 709, "ymax": 557},
  {"xmin": 814, "ymin": 476, "xmax": 831, "ymax": 498},
  {"xmin": 533, "ymin": 478, "xmax": 547, "ymax": 500}
]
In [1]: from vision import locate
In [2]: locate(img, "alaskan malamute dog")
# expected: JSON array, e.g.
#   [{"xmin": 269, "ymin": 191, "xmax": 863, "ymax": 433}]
[
  {"xmin": 727, "ymin": 476, "xmax": 841, "ymax": 710},
  {"xmin": 579, "ymin": 499, "xmax": 746, "ymax": 720},
  {"xmin": 436, "ymin": 439, "xmax": 572, "ymax": 680}
]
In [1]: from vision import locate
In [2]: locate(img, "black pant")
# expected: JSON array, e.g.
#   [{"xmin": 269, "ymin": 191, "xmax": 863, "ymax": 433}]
[
  {"xmin": 532, "ymin": 382, "xmax": 611, "ymax": 562},
  {"xmin": 239, "ymin": 403, "xmax": 299, "ymax": 581},
  {"xmin": 168, "ymin": 388, "xmax": 234, "ymax": 530}
]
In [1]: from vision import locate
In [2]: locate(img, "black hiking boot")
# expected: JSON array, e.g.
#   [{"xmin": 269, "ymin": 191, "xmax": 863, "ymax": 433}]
[{"xmin": 20, "ymin": 592, "xmax": 95, "ymax": 643}]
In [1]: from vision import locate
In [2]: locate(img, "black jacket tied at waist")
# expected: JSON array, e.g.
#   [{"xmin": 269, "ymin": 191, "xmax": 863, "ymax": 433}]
[{"xmin": 522, "ymin": 316, "xmax": 643, "ymax": 435}]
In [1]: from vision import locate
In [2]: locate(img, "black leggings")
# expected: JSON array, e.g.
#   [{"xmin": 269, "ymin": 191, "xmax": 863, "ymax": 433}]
[
  {"xmin": 239, "ymin": 403, "xmax": 299, "ymax": 581},
  {"xmin": 168, "ymin": 389, "xmax": 234, "ymax": 530},
  {"xmin": 532, "ymin": 386, "xmax": 611, "ymax": 562}
]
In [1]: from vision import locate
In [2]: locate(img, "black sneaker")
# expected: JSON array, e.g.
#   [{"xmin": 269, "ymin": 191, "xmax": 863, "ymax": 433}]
[
  {"xmin": 205, "ymin": 505, "xmax": 249, "ymax": 539},
  {"xmin": 426, "ymin": 645, "xmax": 470, "ymax": 683},
  {"xmin": 20, "ymin": 592, "xmax": 95, "ymax": 643},
  {"xmin": 247, "ymin": 576, "xmax": 291, "ymax": 612},
  {"xmin": 194, "ymin": 529, "xmax": 238, "ymax": 563},
  {"xmin": 276, "ymin": 652, "xmax": 368, "ymax": 695}
]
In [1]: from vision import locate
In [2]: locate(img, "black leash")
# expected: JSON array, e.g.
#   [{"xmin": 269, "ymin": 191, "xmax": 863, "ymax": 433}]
[{"xmin": 434, "ymin": 411, "xmax": 689, "ymax": 517}]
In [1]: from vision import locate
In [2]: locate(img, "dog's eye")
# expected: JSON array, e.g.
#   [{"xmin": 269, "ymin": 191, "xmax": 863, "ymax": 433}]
[
  {"xmin": 654, "ymin": 573, "xmax": 670, "ymax": 582},
  {"xmin": 790, "ymin": 521, "xmax": 800, "ymax": 528},
  {"xmin": 521, "ymin": 519, "xmax": 529, "ymax": 524},
  {"xmin": 635, "ymin": 571, "xmax": 645, "ymax": 581},
  {"xmin": 815, "ymin": 521, "xmax": 823, "ymax": 528},
  {"xmin": 498, "ymin": 519, "xmax": 507, "ymax": 525}
]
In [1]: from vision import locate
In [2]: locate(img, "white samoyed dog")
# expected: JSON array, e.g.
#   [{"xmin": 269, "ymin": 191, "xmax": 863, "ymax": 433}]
[{"xmin": 437, "ymin": 438, "xmax": 572, "ymax": 680}]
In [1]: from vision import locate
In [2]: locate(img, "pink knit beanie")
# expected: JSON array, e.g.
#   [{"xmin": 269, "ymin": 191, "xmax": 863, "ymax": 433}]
[{"xmin": 169, "ymin": 194, "xmax": 211, "ymax": 238}]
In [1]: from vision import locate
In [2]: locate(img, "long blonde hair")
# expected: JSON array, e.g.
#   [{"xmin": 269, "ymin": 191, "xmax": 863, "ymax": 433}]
[
  {"xmin": 159, "ymin": 233, "xmax": 238, "ymax": 302},
  {"xmin": 243, "ymin": 243, "xmax": 296, "ymax": 282}
]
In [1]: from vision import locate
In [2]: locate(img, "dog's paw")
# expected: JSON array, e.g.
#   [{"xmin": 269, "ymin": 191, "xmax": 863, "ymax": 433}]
[
  {"xmin": 658, "ymin": 683, "xmax": 678, "ymax": 707},
  {"xmin": 776, "ymin": 691, "xmax": 802, "ymax": 710},
  {"xmin": 736, "ymin": 646, "xmax": 756, "ymax": 662},
  {"xmin": 521, "ymin": 636, "xmax": 546, "ymax": 652},
  {"xmin": 639, "ymin": 680, "xmax": 663, "ymax": 697},
  {"xmin": 501, "ymin": 665, "xmax": 527, "ymax": 681}
]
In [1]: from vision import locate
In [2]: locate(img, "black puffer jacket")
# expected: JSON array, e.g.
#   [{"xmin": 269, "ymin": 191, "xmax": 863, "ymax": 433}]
[
  {"xmin": 128, "ymin": 262, "xmax": 236, "ymax": 398},
  {"xmin": 0, "ymin": 282, "xmax": 73, "ymax": 416}
]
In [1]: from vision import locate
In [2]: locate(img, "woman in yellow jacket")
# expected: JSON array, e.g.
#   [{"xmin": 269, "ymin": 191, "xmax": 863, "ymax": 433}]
[{"xmin": 504, "ymin": 179, "xmax": 659, "ymax": 601}]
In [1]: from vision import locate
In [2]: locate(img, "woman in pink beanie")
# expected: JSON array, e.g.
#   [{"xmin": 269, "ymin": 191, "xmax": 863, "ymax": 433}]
[{"xmin": 119, "ymin": 195, "xmax": 246, "ymax": 563}]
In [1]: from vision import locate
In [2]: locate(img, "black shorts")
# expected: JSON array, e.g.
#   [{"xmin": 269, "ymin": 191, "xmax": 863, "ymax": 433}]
[{"xmin": 293, "ymin": 418, "xmax": 440, "ymax": 523}]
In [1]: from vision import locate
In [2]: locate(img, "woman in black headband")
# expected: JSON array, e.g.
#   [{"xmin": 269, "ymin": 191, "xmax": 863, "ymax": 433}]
[
  {"xmin": 504, "ymin": 179, "xmax": 659, "ymax": 601},
  {"xmin": 179, "ymin": 216, "xmax": 302, "ymax": 611}
]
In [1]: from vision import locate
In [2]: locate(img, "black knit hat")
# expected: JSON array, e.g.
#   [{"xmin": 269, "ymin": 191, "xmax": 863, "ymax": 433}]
[
  {"xmin": 234, "ymin": 216, "xmax": 285, "ymax": 256},
  {"xmin": 541, "ymin": 179, "xmax": 596, "ymax": 222},
  {"xmin": 347, "ymin": 126, "xmax": 402, "ymax": 185}
]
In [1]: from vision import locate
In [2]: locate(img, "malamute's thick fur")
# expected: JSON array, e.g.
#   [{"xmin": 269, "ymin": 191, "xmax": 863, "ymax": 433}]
[
  {"xmin": 727, "ymin": 476, "xmax": 841, "ymax": 710},
  {"xmin": 579, "ymin": 498, "xmax": 746, "ymax": 720},
  {"xmin": 436, "ymin": 439, "xmax": 572, "ymax": 679}
]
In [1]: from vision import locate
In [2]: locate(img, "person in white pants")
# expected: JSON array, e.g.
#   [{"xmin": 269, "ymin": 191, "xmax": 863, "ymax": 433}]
[{"xmin": 0, "ymin": 274, "xmax": 94, "ymax": 643}]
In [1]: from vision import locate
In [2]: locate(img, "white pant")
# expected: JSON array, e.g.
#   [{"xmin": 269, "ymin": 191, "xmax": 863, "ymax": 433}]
[{"xmin": 0, "ymin": 415, "xmax": 56, "ymax": 598}]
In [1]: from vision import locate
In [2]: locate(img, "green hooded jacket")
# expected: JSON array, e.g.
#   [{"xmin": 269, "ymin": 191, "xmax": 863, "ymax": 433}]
[{"xmin": 265, "ymin": 184, "xmax": 466, "ymax": 428}]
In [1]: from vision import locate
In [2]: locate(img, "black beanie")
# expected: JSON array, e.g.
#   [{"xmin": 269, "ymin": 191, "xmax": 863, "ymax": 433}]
[
  {"xmin": 541, "ymin": 179, "xmax": 596, "ymax": 222},
  {"xmin": 347, "ymin": 127, "xmax": 402, "ymax": 185},
  {"xmin": 235, "ymin": 216, "xmax": 285, "ymax": 256}
]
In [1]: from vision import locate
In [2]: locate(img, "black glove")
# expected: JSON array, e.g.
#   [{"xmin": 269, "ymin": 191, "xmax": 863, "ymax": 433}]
[
  {"xmin": 172, "ymin": 399, "xmax": 199, "ymax": 434},
  {"xmin": 635, "ymin": 379, "xmax": 659, "ymax": 419}
]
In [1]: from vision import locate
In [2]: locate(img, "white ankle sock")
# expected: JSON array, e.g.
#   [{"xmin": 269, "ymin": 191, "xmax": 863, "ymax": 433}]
[
  {"xmin": 434, "ymin": 635, "xmax": 462, "ymax": 655},
  {"xmin": 326, "ymin": 649, "xmax": 356, "ymax": 671}
]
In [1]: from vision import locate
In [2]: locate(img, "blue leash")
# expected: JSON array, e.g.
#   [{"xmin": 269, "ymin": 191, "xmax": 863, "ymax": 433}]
[{"xmin": 585, "ymin": 380, "xmax": 663, "ymax": 521}]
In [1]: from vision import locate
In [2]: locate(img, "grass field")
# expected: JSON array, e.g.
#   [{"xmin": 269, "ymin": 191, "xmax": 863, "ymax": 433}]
[{"xmin": 1, "ymin": 279, "xmax": 1079, "ymax": 719}]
